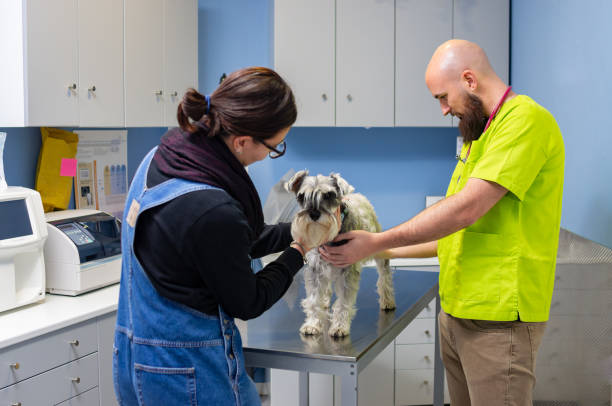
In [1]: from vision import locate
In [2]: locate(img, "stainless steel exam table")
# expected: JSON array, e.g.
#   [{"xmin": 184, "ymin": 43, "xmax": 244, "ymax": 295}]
[{"xmin": 244, "ymin": 268, "xmax": 444, "ymax": 406}]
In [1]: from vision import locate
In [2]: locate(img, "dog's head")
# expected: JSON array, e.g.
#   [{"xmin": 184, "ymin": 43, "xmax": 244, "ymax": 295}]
[{"xmin": 285, "ymin": 170, "xmax": 355, "ymax": 248}]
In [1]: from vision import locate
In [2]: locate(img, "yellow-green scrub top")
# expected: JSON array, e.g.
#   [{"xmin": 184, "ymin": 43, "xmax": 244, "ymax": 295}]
[{"xmin": 438, "ymin": 95, "xmax": 565, "ymax": 322}]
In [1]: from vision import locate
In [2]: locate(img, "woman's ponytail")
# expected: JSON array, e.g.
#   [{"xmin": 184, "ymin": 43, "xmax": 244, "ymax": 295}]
[{"xmin": 177, "ymin": 88, "xmax": 209, "ymax": 133}]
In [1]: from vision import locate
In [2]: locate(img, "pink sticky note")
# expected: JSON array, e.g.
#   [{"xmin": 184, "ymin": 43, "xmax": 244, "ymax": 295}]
[{"xmin": 60, "ymin": 158, "xmax": 77, "ymax": 177}]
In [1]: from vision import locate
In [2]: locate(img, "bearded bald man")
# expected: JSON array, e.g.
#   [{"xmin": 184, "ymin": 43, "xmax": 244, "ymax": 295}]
[{"xmin": 321, "ymin": 39, "xmax": 565, "ymax": 405}]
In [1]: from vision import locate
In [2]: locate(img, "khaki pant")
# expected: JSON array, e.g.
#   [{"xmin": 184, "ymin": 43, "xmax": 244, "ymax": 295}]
[{"xmin": 438, "ymin": 310, "xmax": 547, "ymax": 406}]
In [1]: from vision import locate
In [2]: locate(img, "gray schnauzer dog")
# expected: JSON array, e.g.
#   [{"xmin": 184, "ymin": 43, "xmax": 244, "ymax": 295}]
[{"xmin": 285, "ymin": 170, "xmax": 396, "ymax": 337}]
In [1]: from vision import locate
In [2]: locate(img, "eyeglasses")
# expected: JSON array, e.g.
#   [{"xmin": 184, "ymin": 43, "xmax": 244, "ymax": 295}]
[{"xmin": 258, "ymin": 139, "xmax": 287, "ymax": 159}]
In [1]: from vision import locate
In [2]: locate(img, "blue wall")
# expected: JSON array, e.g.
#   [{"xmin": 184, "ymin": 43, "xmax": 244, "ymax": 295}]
[
  {"xmin": 511, "ymin": 0, "xmax": 612, "ymax": 248},
  {"xmin": 197, "ymin": 0, "xmax": 457, "ymax": 229}
]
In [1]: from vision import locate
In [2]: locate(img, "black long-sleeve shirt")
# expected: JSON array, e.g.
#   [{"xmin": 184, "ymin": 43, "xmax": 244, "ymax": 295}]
[{"xmin": 133, "ymin": 159, "xmax": 303, "ymax": 319}]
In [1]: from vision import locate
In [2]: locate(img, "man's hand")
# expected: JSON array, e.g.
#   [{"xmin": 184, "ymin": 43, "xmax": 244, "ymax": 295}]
[{"xmin": 319, "ymin": 230, "xmax": 381, "ymax": 268}]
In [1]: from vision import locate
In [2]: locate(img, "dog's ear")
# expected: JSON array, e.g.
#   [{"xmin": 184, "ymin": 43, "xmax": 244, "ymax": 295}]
[
  {"xmin": 330, "ymin": 173, "xmax": 355, "ymax": 196},
  {"xmin": 285, "ymin": 170, "xmax": 309, "ymax": 194}
]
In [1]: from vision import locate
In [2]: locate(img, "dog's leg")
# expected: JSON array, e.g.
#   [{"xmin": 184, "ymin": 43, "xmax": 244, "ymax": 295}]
[
  {"xmin": 300, "ymin": 264, "xmax": 331, "ymax": 335},
  {"xmin": 328, "ymin": 265, "xmax": 361, "ymax": 337},
  {"xmin": 375, "ymin": 258, "xmax": 396, "ymax": 310}
]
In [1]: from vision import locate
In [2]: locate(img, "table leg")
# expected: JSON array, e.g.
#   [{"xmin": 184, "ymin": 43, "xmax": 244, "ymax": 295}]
[
  {"xmin": 341, "ymin": 367, "xmax": 358, "ymax": 406},
  {"xmin": 299, "ymin": 371, "xmax": 309, "ymax": 406},
  {"xmin": 433, "ymin": 293, "xmax": 444, "ymax": 406}
]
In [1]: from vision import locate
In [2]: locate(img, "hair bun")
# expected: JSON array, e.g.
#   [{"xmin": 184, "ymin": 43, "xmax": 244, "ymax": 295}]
[{"xmin": 181, "ymin": 88, "xmax": 208, "ymax": 122}]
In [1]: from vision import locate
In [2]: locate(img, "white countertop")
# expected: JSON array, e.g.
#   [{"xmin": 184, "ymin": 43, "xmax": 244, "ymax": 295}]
[{"xmin": 0, "ymin": 284, "xmax": 119, "ymax": 349}]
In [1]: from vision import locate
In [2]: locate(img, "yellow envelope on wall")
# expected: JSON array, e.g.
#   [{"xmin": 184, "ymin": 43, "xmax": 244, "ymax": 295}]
[{"xmin": 35, "ymin": 127, "xmax": 79, "ymax": 212}]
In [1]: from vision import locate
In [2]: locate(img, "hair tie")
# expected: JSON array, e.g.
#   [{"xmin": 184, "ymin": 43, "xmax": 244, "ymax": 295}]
[{"xmin": 205, "ymin": 95, "xmax": 211, "ymax": 115}]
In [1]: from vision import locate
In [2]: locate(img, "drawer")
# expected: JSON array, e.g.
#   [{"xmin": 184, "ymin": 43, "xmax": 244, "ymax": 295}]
[
  {"xmin": 395, "ymin": 344, "xmax": 435, "ymax": 370},
  {"xmin": 395, "ymin": 369, "xmax": 449, "ymax": 406},
  {"xmin": 416, "ymin": 299, "xmax": 436, "ymax": 319},
  {"xmin": 56, "ymin": 386, "xmax": 99, "ymax": 406},
  {"xmin": 396, "ymin": 318, "xmax": 435, "ymax": 344},
  {"xmin": 0, "ymin": 352, "xmax": 98, "ymax": 405},
  {"xmin": 1, "ymin": 320, "xmax": 98, "ymax": 389}
]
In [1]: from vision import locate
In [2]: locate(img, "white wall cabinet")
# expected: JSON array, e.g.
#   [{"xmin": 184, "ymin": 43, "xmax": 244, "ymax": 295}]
[
  {"xmin": 0, "ymin": 0, "xmax": 124, "ymax": 127},
  {"xmin": 125, "ymin": 0, "xmax": 198, "ymax": 127},
  {"xmin": 273, "ymin": 0, "xmax": 335, "ymax": 126},
  {"xmin": 336, "ymin": 0, "xmax": 395, "ymax": 127},
  {"xmin": 274, "ymin": 0, "xmax": 509, "ymax": 128}
]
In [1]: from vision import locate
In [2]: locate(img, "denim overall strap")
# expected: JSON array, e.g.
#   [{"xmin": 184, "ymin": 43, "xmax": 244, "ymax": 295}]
[{"xmin": 113, "ymin": 147, "xmax": 260, "ymax": 406}]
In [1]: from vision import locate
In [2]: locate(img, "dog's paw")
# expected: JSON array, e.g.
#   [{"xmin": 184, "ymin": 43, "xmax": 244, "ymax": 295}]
[
  {"xmin": 379, "ymin": 297, "xmax": 396, "ymax": 310},
  {"xmin": 328, "ymin": 323, "xmax": 350, "ymax": 337},
  {"xmin": 300, "ymin": 322, "xmax": 322, "ymax": 335}
]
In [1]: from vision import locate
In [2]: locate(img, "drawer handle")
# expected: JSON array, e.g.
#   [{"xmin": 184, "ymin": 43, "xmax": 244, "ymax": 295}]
[
  {"xmin": 424, "ymin": 355, "xmax": 430, "ymax": 361},
  {"xmin": 154, "ymin": 90, "xmax": 163, "ymax": 96},
  {"xmin": 88, "ymin": 85, "xmax": 96, "ymax": 92},
  {"xmin": 424, "ymin": 330, "xmax": 430, "ymax": 336},
  {"xmin": 71, "ymin": 376, "xmax": 81, "ymax": 384},
  {"xmin": 68, "ymin": 83, "xmax": 77, "ymax": 91},
  {"xmin": 170, "ymin": 90, "xmax": 178, "ymax": 97},
  {"xmin": 423, "ymin": 380, "xmax": 429, "ymax": 385},
  {"xmin": 69, "ymin": 339, "xmax": 80, "ymax": 347},
  {"xmin": 9, "ymin": 362, "xmax": 20, "ymax": 369},
  {"xmin": 321, "ymin": 93, "xmax": 327, "ymax": 101},
  {"xmin": 12, "ymin": 402, "xmax": 22, "ymax": 406}
]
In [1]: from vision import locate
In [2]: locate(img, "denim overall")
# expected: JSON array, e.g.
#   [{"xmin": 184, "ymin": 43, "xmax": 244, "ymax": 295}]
[{"xmin": 113, "ymin": 147, "xmax": 260, "ymax": 406}]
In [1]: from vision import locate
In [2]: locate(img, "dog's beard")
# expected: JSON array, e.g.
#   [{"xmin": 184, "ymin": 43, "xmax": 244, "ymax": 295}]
[
  {"xmin": 458, "ymin": 93, "xmax": 488, "ymax": 143},
  {"xmin": 291, "ymin": 212, "xmax": 340, "ymax": 249}
]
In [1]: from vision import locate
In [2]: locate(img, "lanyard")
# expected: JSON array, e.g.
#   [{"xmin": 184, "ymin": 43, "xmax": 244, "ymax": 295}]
[{"xmin": 461, "ymin": 86, "xmax": 512, "ymax": 162}]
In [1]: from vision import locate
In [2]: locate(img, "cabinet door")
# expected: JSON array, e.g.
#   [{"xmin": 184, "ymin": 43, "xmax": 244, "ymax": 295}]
[
  {"xmin": 78, "ymin": 0, "xmax": 124, "ymax": 127},
  {"xmin": 97, "ymin": 312, "xmax": 118, "ymax": 406},
  {"xmin": 163, "ymin": 0, "xmax": 198, "ymax": 128},
  {"xmin": 396, "ymin": 0, "xmax": 452, "ymax": 127},
  {"xmin": 274, "ymin": 0, "xmax": 335, "ymax": 126},
  {"xmin": 453, "ymin": 0, "xmax": 509, "ymax": 84},
  {"xmin": 336, "ymin": 0, "xmax": 394, "ymax": 127},
  {"xmin": 25, "ymin": 0, "xmax": 79, "ymax": 126},
  {"xmin": 125, "ymin": 0, "xmax": 164, "ymax": 127}
]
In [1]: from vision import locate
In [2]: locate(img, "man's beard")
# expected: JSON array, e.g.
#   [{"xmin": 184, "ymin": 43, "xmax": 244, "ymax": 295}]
[{"xmin": 458, "ymin": 93, "xmax": 488, "ymax": 143}]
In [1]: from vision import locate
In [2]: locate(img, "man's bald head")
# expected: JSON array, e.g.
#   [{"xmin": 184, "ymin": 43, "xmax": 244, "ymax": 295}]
[{"xmin": 425, "ymin": 39, "xmax": 495, "ymax": 85}]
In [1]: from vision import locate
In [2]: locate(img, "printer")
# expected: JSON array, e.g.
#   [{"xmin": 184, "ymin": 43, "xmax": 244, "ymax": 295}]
[
  {"xmin": 0, "ymin": 187, "xmax": 47, "ymax": 312},
  {"xmin": 44, "ymin": 209, "xmax": 121, "ymax": 296}
]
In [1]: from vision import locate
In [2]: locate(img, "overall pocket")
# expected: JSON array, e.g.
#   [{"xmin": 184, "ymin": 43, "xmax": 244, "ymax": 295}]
[{"xmin": 135, "ymin": 363, "xmax": 197, "ymax": 406}]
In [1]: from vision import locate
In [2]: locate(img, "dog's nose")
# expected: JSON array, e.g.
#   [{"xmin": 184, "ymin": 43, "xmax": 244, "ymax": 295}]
[{"xmin": 309, "ymin": 209, "xmax": 321, "ymax": 221}]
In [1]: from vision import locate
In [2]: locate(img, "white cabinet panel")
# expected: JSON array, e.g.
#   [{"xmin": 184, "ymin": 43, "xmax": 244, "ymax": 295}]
[
  {"xmin": 274, "ymin": 0, "xmax": 335, "ymax": 126},
  {"xmin": 395, "ymin": 369, "xmax": 449, "ymax": 406},
  {"xmin": 453, "ymin": 0, "xmax": 510, "ymax": 84},
  {"xmin": 97, "ymin": 312, "xmax": 118, "ymax": 406},
  {"xmin": 396, "ymin": 318, "xmax": 436, "ymax": 345},
  {"xmin": 25, "ymin": 0, "xmax": 79, "ymax": 126},
  {"xmin": 395, "ymin": 0, "xmax": 452, "ymax": 127},
  {"xmin": 336, "ymin": 0, "xmax": 394, "ymax": 127},
  {"xmin": 0, "ymin": 320, "xmax": 98, "ymax": 389},
  {"xmin": 125, "ymin": 0, "xmax": 165, "ymax": 127},
  {"xmin": 78, "ymin": 0, "xmax": 124, "ymax": 127},
  {"xmin": 163, "ymin": 0, "xmax": 198, "ymax": 127},
  {"xmin": 396, "ymin": 344, "xmax": 435, "ymax": 370},
  {"xmin": 0, "ymin": 353, "xmax": 98, "ymax": 406}
]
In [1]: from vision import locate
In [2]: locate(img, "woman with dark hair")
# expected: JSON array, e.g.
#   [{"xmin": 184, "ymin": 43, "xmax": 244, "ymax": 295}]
[{"xmin": 113, "ymin": 67, "xmax": 310, "ymax": 405}]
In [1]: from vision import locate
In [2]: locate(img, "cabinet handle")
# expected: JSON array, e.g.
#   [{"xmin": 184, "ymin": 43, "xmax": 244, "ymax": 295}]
[
  {"xmin": 424, "ymin": 330, "xmax": 430, "ymax": 336},
  {"xmin": 154, "ymin": 90, "xmax": 163, "ymax": 96},
  {"xmin": 170, "ymin": 91, "xmax": 178, "ymax": 97},
  {"xmin": 68, "ymin": 83, "xmax": 77, "ymax": 91},
  {"xmin": 424, "ymin": 355, "xmax": 430, "ymax": 361},
  {"xmin": 11, "ymin": 402, "xmax": 22, "ymax": 406},
  {"xmin": 71, "ymin": 376, "xmax": 81, "ymax": 384},
  {"xmin": 9, "ymin": 362, "xmax": 19, "ymax": 369},
  {"xmin": 69, "ymin": 339, "xmax": 79, "ymax": 346},
  {"xmin": 346, "ymin": 94, "xmax": 353, "ymax": 102},
  {"xmin": 423, "ymin": 380, "xmax": 429, "ymax": 385},
  {"xmin": 88, "ymin": 85, "xmax": 96, "ymax": 92},
  {"xmin": 321, "ymin": 93, "xmax": 327, "ymax": 101}
]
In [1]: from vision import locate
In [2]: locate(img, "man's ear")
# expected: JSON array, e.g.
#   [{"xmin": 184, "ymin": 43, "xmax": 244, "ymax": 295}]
[
  {"xmin": 330, "ymin": 173, "xmax": 354, "ymax": 196},
  {"xmin": 285, "ymin": 170, "xmax": 309, "ymax": 194},
  {"xmin": 461, "ymin": 69, "xmax": 478, "ymax": 91}
]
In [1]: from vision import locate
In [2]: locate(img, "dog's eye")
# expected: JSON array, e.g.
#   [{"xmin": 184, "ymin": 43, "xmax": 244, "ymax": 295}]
[
  {"xmin": 297, "ymin": 194, "xmax": 304, "ymax": 204},
  {"xmin": 323, "ymin": 192, "xmax": 335, "ymax": 200}
]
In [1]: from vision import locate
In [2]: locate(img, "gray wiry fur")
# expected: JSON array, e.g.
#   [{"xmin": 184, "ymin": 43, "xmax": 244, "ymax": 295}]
[{"xmin": 285, "ymin": 170, "xmax": 396, "ymax": 337}]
